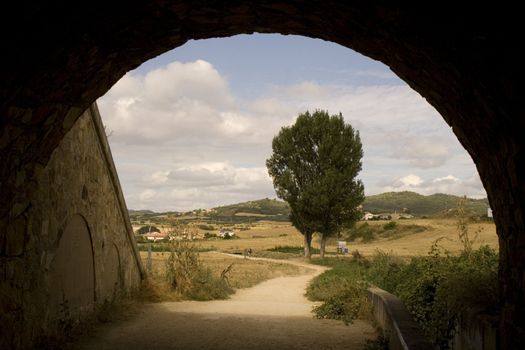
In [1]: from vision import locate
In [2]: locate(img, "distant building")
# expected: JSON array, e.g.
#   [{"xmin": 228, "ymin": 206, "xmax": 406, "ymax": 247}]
[
  {"xmin": 362, "ymin": 212, "xmax": 375, "ymax": 221},
  {"xmin": 144, "ymin": 231, "xmax": 168, "ymax": 242},
  {"xmin": 218, "ymin": 230, "xmax": 235, "ymax": 238}
]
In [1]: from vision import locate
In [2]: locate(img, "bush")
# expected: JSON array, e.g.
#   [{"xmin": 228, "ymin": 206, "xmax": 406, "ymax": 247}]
[
  {"xmin": 137, "ymin": 225, "xmax": 160, "ymax": 235},
  {"xmin": 204, "ymin": 232, "xmax": 217, "ymax": 239},
  {"xmin": 365, "ymin": 245, "xmax": 499, "ymax": 349},
  {"xmin": 383, "ymin": 221, "xmax": 397, "ymax": 230},
  {"xmin": 134, "ymin": 235, "xmax": 149, "ymax": 243},
  {"xmin": 307, "ymin": 259, "xmax": 370, "ymax": 324},
  {"xmin": 267, "ymin": 245, "xmax": 320, "ymax": 254},
  {"xmin": 348, "ymin": 223, "xmax": 375, "ymax": 242},
  {"xmin": 164, "ymin": 241, "xmax": 233, "ymax": 300},
  {"xmin": 308, "ymin": 245, "xmax": 498, "ymax": 349}
]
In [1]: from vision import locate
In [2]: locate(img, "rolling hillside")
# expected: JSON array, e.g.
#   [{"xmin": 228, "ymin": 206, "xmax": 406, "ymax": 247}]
[
  {"xmin": 209, "ymin": 198, "xmax": 290, "ymax": 222},
  {"xmin": 363, "ymin": 191, "xmax": 489, "ymax": 216},
  {"xmin": 129, "ymin": 192, "xmax": 489, "ymax": 222}
]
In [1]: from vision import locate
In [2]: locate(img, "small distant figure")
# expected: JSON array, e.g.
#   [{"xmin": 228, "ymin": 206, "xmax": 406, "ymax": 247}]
[{"xmin": 248, "ymin": 248, "xmax": 252, "ymax": 257}]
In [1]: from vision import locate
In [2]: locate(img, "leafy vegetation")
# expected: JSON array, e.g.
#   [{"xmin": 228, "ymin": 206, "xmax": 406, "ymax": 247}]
[
  {"xmin": 267, "ymin": 110, "xmax": 364, "ymax": 258},
  {"xmin": 137, "ymin": 243, "xmax": 214, "ymax": 252},
  {"xmin": 267, "ymin": 245, "xmax": 320, "ymax": 255},
  {"xmin": 307, "ymin": 245, "xmax": 498, "ymax": 349},
  {"xmin": 306, "ymin": 258, "xmax": 370, "ymax": 324},
  {"xmin": 164, "ymin": 241, "xmax": 233, "ymax": 300},
  {"xmin": 140, "ymin": 250, "xmax": 307, "ymax": 302},
  {"xmin": 136, "ymin": 225, "xmax": 160, "ymax": 235},
  {"xmin": 344, "ymin": 222, "xmax": 428, "ymax": 242},
  {"xmin": 363, "ymin": 191, "xmax": 489, "ymax": 217}
]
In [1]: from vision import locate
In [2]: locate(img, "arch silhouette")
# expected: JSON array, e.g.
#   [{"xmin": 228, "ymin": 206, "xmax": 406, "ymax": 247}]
[
  {"xmin": 1, "ymin": 3, "xmax": 522, "ymax": 348},
  {"xmin": 49, "ymin": 214, "xmax": 96, "ymax": 319}
]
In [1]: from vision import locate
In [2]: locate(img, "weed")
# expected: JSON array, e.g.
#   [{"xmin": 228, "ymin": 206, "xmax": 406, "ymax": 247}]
[
  {"xmin": 383, "ymin": 221, "xmax": 397, "ymax": 230},
  {"xmin": 164, "ymin": 241, "xmax": 233, "ymax": 300},
  {"xmin": 307, "ymin": 258, "xmax": 370, "ymax": 324},
  {"xmin": 267, "ymin": 245, "xmax": 320, "ymax": 254}
]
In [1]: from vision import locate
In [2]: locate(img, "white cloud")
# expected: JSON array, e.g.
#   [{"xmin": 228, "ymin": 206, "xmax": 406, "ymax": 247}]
[
  {"xmin": 390, "ymin": 135, "xmax": 451, "ymax": 168},
  {"xmin": 98, "ymin": 58, "xmax": 483, "ymax": 211},
  {"xmin": 139, "ymin": 189, "xmax": 157, "ymax": 202}
]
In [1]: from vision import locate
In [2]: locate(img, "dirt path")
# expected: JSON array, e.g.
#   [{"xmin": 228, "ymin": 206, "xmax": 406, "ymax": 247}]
[{"xmin": 73, "ymin": 255, "xmax": 376, "ymax": 350}]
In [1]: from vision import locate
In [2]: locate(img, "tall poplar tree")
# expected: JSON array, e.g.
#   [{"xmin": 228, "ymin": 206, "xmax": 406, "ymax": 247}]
[{"xmin": 266, "ymin": 110, "xmax": 364, "ymax": 258}]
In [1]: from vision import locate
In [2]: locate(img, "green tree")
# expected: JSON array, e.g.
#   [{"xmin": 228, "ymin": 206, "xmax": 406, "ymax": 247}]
[
  {"xmin": 266, "ymin": 110, "xmax": 364, "ymax": 258},
  {"xmin": 137, "ymin": 225, "xmax": 160, "ymax": 235}
]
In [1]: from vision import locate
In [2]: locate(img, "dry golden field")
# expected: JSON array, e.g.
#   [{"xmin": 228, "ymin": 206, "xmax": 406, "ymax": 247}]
[
  {"xmin": 346, "ymin": 218, "xmax": 498, "ymax": 256},
  {"xmin": 190, "ymin": 218, "xmax": 498, "ymax": 257}
]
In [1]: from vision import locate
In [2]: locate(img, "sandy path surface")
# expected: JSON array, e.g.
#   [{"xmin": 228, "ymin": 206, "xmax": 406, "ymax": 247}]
[{"xmin": 74, "ymin": 255, "xmax": 376, "ymax": 350}]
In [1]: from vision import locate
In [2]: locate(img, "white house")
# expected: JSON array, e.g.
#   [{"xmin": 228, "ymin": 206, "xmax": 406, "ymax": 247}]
[
  {"xmin": 145, "ymin": 231, "xmax": 168, "ymax": 242},
  {"xmin": 362, "ymin": 212, "xmax": 375, "ymax": 221},
  {"xmin": 218, "ymin": 230, "xmax": 235, "ymax": 238}
]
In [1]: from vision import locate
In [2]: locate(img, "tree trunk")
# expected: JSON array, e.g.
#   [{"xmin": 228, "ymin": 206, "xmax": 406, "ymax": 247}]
[
  {"xmin": 303, "ymin": 233, "xmax": 312, "ymax": 259},
  {"xmin": 320, "ymin": 235, "xmax": 327, "ymax": 259}
]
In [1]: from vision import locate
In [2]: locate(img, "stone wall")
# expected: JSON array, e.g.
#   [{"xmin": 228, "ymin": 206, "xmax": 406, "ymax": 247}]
[
  {"xmin": 0, "ymin": 104, "xmax": 144, "ymax": 349},
  {"xmin": 368, "ymin": 287, "xmax": 433, "ymax": 350}
]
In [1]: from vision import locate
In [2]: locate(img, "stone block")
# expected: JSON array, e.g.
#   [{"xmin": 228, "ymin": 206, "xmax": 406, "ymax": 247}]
[{"xmin": 6, "ymin": 218, "xmax": 26, "ymax": 257}]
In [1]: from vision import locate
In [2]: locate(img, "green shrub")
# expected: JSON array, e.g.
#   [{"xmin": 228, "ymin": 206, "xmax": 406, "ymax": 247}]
[
  {"xmin": 267, "ymin": 245, "xmax": 320, "ymax": 254},
  {"xmin": 383, "ymin": 221, "xmax": 397, "ymax": 230},
  {"xmin": 307, "ymin": 259, "xmax": 369, "ymax": 324},
  {"xmin": 134, "ymin": 235, "xmax": 149, "ymax": 243},
  {"xmin": 164, "ymin": 241, "xmax": 234, "ymax": 300},
  {"xmin": 188, "ymin": 267, "xmax": 233, "ymax": 300},
  {"xmin": 365, "ymin": 245, "xmax": 498, "ymax": 349},
  {"xmin": 137, "ymin": 225, "xmax": 160, "ymax": 235},
  {"xmin": 308, "ymin": 245, "xmax": 498, "ymax": 349},
  {"xmin": 204, "ymin": 232, "xmax": 217, "ymax": 239},
  {"xmin": 137, "ymin": 243, "xmax": 212, "ymax": 252},
  {"xmin": 348, "ymin": 223, "xmax": 375, "ymax": 242}
]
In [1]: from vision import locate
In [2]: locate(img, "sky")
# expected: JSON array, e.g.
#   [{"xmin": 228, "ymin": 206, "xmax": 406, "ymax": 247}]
[{"xmin": 97, "ymin": 34, "xmax": 486, "ymax": 212}]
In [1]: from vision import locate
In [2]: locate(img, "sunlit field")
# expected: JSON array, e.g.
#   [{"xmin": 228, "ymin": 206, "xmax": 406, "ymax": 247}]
[{"xmin": 186, "ymin": 218, "xmax": 498, "ymax": 257}]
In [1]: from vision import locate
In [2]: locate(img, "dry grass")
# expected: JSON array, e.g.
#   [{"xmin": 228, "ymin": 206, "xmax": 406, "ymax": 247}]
[
  {"xmin": 138, "ymin": 250, "xmax": 309, "ymax": 301},
  {"xmin": 194, "ymin": 221, "xmax": 306, "ymax": 251},
  {"xmin": 344, "ymin": 218, "xmax": 498, "ymax": 257},
  {"xmin": 192, "ymin": 218, "xmax": 498, "ymax": 258},
  {"xmin": 137, "ymin": 218, "xmax": 498, "ymax": 271}
]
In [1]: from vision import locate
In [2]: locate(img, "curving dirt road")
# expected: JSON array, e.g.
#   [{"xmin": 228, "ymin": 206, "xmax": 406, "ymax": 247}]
[{"xmin": 73, "ymin": 256, "xmax": 376, "ymax": 350}]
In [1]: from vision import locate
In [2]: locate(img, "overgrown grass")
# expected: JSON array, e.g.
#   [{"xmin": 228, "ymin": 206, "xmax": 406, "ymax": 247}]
[
  {"xmin": 307, "ymin": 244, "xmax": 499, "ymax": 349},
  {"xmin": 137, "ymin": 242, "xmax": 215, "ymax": 252},
  {"xmin": 367, "ymin": 244, "xmax": 498, "ymax": 349},
  {"xmin": 267, "ymin": 245, "xmax": 320, "ymax": 255},
  {"xmin": 306, "ymin": 258, "xmax": 371, "ymax": 324},
  {"xmin": 140, "ymin": 248, "xmax": 309, "ymax": 302},
  {"xmin": 345, "ymin": 222, "xmax": 429, "ymax": 242},
  {"xmin": 164, "ymin": 241, "xmax": 233, "ymax": 301}
]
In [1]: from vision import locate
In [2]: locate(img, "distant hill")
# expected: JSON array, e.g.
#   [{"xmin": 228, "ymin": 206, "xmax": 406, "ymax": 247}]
[
  {"xmin": 128, "ymin": 192, "xmax": 490, "ymax": 222},
  {"xmin": 363, "ymin": 191, "xmax": 489, "ymax": 216},
  {"xmin": 128, "ymin": 209, "xmax": 156, "ymax": 216},
  {"xmin": 210, "ymin": 198, "xmax": 290, "ymax": 221}
]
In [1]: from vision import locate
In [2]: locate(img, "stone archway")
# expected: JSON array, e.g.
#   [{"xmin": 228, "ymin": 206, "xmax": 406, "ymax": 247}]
[
  {"xmin": 1, "ymin": 2, "xmax": 523, "ymax": 348},
  {"xmin": 49, "ymin": 214, "xmax": 96, "ymax": 320}
]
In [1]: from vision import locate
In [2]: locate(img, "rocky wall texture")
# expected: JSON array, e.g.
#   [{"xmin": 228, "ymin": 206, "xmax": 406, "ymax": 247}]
[{"xmin": 0, "ymin": 105, "xmax": 143, "ymax": 349}]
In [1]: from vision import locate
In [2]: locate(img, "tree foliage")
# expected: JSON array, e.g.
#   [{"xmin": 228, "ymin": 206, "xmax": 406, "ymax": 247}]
[
  {"xmin": 266, "ymin": 110, "xmax": 364, "ymax": 257},
  {"xmin": 137, "ymin": 225, "xmax": 160, "ymax": 235}
]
